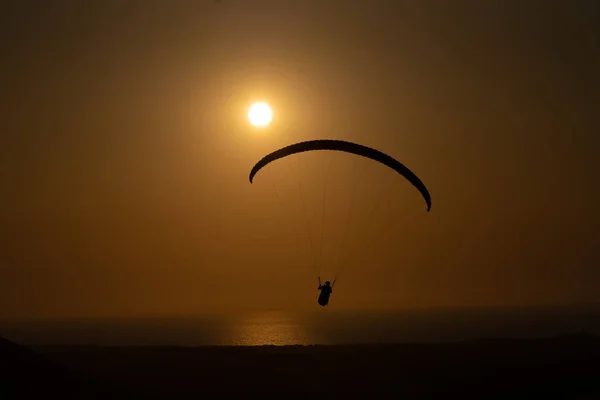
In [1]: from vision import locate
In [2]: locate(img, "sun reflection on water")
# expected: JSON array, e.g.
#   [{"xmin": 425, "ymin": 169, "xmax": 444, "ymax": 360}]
[{"xmin": 229, "ymin": 311, "xmax": 310, "ymax": 346}]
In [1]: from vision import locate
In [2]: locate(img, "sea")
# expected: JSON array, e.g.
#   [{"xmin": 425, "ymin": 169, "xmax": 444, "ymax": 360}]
[{"xmin": 2, "ymin": 305, "xmax": 600, "ymax": 347}]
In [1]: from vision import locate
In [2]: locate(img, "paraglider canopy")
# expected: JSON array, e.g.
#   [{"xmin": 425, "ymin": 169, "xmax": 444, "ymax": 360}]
[{"xmin": 249, "ymin": 139, "xmax": 431, "ymax": 212}]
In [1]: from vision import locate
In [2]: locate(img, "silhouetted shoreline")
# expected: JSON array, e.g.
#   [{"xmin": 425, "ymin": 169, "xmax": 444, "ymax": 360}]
[{"xmin": 3, "ymin": 333, "xmax": 600, "ymax": 397}]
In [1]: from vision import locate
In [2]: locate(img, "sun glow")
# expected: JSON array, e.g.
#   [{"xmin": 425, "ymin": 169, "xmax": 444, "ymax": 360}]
[{"xmin": 248, "ymin": 102, "xmax": 273, "ymax": 127}]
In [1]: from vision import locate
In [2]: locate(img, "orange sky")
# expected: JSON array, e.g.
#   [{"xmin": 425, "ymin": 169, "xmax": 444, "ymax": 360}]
[{"xmin": 1, "ymin": 1, "xmax": 599, "ymax": 318}]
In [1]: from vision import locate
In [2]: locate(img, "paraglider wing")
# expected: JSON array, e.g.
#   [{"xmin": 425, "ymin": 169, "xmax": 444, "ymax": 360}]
[{"xmin": 249, "ymin": 139, "xmax": 431, "ymax": 212}]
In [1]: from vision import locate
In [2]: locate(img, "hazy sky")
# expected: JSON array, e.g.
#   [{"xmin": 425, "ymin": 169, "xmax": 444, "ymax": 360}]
[{"xmin": 1, "ymin": 0, "xmax": 598, "ymax": 318}]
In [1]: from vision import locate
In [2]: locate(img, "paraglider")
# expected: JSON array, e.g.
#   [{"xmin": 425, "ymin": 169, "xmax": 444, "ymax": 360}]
[
  {"xmin": 249, "ymin": 139, "xmax": 432, "ymax": 307},
  {"xmin": 317, "ymin": 277, "xmax": 335, "ymax": 306}
]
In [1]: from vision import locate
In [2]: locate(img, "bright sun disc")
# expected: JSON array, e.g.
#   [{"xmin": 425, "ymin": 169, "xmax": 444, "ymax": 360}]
[{"xmin": 248, "ymin": 102, "xmax": 273, "ymax": 127}]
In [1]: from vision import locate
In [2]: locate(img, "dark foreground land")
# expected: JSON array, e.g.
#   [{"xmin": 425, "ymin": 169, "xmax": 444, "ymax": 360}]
[{"xmin": 2, "ymin": 333, "xmax": 600, "ymax": 398}]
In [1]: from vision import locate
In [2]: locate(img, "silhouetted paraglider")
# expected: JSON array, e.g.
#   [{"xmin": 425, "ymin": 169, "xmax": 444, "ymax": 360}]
[{"xmin": 249, "ymin": 139, "xmax": 432, "ymax": 307}]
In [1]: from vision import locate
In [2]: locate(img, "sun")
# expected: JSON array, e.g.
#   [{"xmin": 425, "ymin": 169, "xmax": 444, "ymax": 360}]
[{"xmin": 248, "ymin": 102, "xmax": 273, "ymax": 127}]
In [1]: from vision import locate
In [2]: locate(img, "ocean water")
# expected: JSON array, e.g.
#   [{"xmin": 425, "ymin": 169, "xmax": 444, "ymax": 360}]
[{"xmin": 2, "ymin": 306, "xmax": 600, "ymax": 346}]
